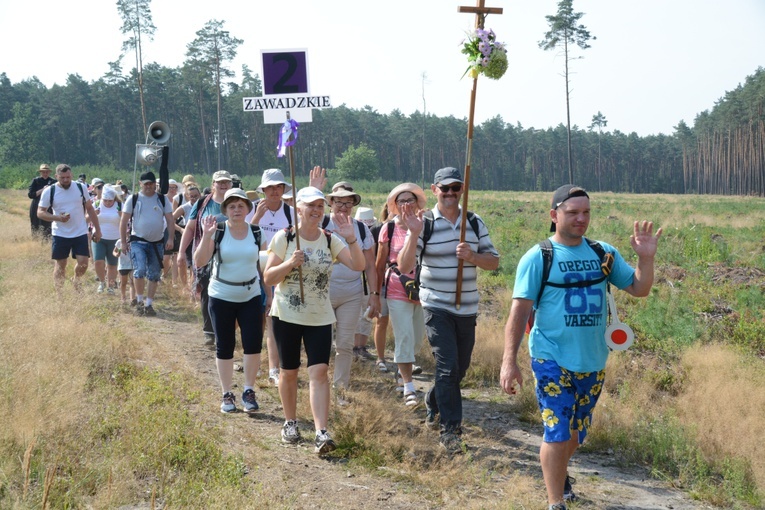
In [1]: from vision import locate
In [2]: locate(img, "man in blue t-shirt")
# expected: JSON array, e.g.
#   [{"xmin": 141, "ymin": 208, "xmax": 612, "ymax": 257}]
[{"xmin": 500, "ymin": 185, "xmax": 662, "ymax": 510}]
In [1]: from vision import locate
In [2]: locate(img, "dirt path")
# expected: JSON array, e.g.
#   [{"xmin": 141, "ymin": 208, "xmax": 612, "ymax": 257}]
[{"xmin": 121, "ymin": 291, "xmax": 715, "ymax": 510}]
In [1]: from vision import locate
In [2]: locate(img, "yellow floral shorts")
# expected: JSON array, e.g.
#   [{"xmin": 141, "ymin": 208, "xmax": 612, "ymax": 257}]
[{"xmin": 531, "ymin": 358, "xmax": 605, "ymax": 444}]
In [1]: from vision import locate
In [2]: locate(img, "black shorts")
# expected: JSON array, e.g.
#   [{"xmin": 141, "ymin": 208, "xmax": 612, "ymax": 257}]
[
  {"xmin": 272, "ymin": 317, "xmax": 332, "ymax": 370},
  {"xmin": 51, "ymin": 234, "xmax": 89, "ymax": 260}
]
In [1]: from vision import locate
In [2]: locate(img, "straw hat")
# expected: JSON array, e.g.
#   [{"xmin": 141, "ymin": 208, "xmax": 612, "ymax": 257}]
[{"xmin": 386, "ymin": 183, "xmax": 427, "ymax": 216}]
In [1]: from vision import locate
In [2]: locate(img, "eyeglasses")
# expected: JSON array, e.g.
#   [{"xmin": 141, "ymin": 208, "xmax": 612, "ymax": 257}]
[
  {"xmin": 333, "ymin": 201, "xmax": 355, "ymax": 209},
  {"xmin": 96, "ymin": 185, "xmax": 104, "ymax": 190},
  {"xmin": 437, "ymin": 184, "xmax": 462, "ymax": 193},
  {"xmin": 396, "ymin": 198, "xmax": 417, "ymax": 205},
  {"xmin": 169, "ymin": 185, "xmax": 178, "ymax": 190}
]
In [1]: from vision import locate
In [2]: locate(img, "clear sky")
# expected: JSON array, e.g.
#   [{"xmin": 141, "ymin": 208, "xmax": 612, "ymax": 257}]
[{"xmin": 1, "ymin": 0, "xmax": 763, "ymax": 136}]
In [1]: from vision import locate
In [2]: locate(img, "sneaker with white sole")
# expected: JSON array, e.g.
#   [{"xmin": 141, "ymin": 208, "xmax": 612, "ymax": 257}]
[
  {"xmin": 549, "ymin": 504, "xmax": 568, "ymax": 510},
  {"xmin": 241, "ymin": 389, "xmax": 259, "ymax": 413},
  {"xmin": 220, "ymin": 392, "xmax": 237, "ymax": 413},
  {"xmin": 404, "ymin": 391, "xmax": 418, "ymax": 407},
  {"xmin": 143, "ymin": 304, "xmax": 156, "ymax": 317},
  {"xmin": 376, "ymin": 360, "xmax": 388, "ymax": 372},
  {"xmin": 412, "ymin": 364, "xmax": 423, "ymax": 375},
  {"xmin": 563, "ymin": 474, "xmax": 577, "ymax": 502},
  {"xmin": 97, "ymin": 282, "xmax": 105, "ymax": 293},
  {"xmin": 281, "ymin": 420, "xmax": 301, "ymax": 444},
  {"xmin": 314, "ymin": 429, "xmax": 337, "ymax": 454},
  {"xmin": 268, "ymin": 368, "xmax": 280, "ymax": 387}
]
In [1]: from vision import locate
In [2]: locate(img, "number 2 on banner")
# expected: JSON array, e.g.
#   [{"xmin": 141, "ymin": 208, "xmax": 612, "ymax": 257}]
[{"xmin": 262, "ymin": 51, "xmax": 308, "ymax": 96}]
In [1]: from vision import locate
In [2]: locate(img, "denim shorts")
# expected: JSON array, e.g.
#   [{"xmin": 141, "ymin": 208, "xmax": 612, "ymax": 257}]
[
  {"xmin": 130, "ymin": 241, "xmax": 164, "ymax": 281},
  {"xmin": 531, "ymin": 358, "xmax": 605, "ymax": 444}
]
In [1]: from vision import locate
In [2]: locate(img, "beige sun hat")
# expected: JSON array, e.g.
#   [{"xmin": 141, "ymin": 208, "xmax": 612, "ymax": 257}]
[
  {"xmin": 386, "ymin": 183, "xmax": 427, "ymax": 216},
  {"xmin": 326, "ymin": 181, "xmax": 361, "ymax": 206},
  {"xmin": 222, "ymin": 188, "xmax": 253, "ymax": 213}
]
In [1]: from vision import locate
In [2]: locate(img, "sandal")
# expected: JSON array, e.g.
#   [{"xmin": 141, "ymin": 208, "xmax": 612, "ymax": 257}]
[
  {"xmin": 404, "ymin": 391, "xmax": 418, "ymax": 407},
  {"xmin": 376, "ymin": 360, "xmax": 388, "ymax": 372}
]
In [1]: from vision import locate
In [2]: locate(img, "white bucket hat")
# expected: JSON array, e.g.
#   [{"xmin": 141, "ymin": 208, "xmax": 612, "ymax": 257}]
[{"xmin": 257, "ymin": 168, "xmax": 292, "ymax": 193}]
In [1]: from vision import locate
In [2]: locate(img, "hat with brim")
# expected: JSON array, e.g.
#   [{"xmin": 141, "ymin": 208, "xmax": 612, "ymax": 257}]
[
  {"xmin": 213, "ymin": 170, "xmax": 232, "ymax": 182},
  {"xmin": 354, "ymin": 207, "xmax": 376, "ymax": 223},
  {"xmin": 433, "ymin": 167, "xmax": 463, "ymax": 185},
  {"xmin": 91, "ymin": 177, "xmax": 105, "ymax": 187},
  {"xmin": 550, "ymin": 184, "xmax": 589, "ymax": 232},
  {"xmin": 102, "ymin": 187, "xmax": 117, "ymax": 201},
  {"xmin": 257, "ymin": 168, "xmax": 292, "ymax": 193},
  {"xmin": 39, "ymin": 164, "xmax": 51, "ymax": 172},
  {"xmin": 245, "ymin": 190, "xmax": 259, "ymax": 201},
  {"xmin": 387, "ymin": 182, "xmax": 427, "ymax": 216},
  {"xmin": 222, "ymin": 188, "xmax": 253, "ymax": 214},
  {"xmin": 326, "ymin": 189, "xmax": 361, "ymax": 207},
  {"xmin": 296, "ymin": 186, "xmax": 328, "ymax": 205}
]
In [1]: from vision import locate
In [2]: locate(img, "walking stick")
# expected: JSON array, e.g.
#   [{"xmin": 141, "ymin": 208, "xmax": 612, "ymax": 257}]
[
  {"xmin": 280, "ymin": 111, "xmax": 304, "ymax": 303},
  {"xmin": 455, "ymin": 0, "xmax": 503, "ymax": 309}
]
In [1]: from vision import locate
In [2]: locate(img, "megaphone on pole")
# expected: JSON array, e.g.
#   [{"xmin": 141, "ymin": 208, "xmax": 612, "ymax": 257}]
[{"xmin": 147, "ymin": 120, "xmax": 171, "ymax": 145}]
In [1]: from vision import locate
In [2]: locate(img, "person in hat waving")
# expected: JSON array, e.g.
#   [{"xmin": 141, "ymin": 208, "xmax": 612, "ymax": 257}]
[
  {"xmin": 397, "ymin": 167, "xmax": 500, "ymax": 454},
  {"xmin": 500, "ymin": 185, "xmax": 661, "ymax": 510}
]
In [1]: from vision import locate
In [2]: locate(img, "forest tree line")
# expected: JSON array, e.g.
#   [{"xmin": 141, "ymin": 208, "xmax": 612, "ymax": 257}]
[{"xmin": 0, "ymin": 65, "xmax": 763, "ymax": 195}]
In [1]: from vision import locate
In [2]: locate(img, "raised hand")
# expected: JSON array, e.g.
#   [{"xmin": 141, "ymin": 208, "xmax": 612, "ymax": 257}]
[
  {"xmin": 201, "ymin": 215, "xmax": 218, "ymax": 238},
  {"xmin": 332, "ymin": 211, "xmax": 356, "ymax": 240},
  {"xmin": 399, "ymin": 202, "xmax": 423, "ymax": 235},
  {"xmin": 309, "ymin": 166, "xmax": 327, "ymax": 191},
  {"xmin": 630, "ymin": 220, "xmax": 662, "ymax": 258}
]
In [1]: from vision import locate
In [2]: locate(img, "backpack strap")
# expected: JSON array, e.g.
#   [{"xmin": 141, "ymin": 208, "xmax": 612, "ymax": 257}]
[
  {"xmin": 535, "ymin": 237, "xmax": 612, "ymax": 306},
  {"xmin": 213, "ymin": 221, "xmax": 262, "ymax": 284},
  {"xmin": 283, "ymin": 202, "xmax": 292, "ymax": 227}
]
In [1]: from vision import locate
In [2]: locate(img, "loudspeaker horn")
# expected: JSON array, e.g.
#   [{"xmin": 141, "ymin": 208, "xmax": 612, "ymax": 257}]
[{"xmin": 147, "ymin": 121, "xmax": 171, "ymax": 145}]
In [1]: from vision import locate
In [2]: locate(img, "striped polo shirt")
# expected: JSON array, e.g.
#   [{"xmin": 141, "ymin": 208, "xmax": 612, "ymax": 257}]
[{"xmin": 410, "ymin": 206, "xmax": 499, "ymax": 316}]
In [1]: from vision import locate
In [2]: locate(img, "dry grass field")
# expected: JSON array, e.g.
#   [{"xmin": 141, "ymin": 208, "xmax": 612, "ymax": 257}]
[{"xmin": 1, "ymin": 188, "xmax": 763, "ymax": 509}]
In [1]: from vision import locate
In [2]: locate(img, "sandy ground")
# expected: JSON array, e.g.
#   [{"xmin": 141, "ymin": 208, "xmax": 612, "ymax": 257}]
[{"xmin": 119, "ymin": 290, "xmax": 716, "ymax": 510}]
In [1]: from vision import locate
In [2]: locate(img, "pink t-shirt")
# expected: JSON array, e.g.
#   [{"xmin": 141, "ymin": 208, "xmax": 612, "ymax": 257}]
[{"xmin": 379, "ymin": 221, "xmax": 419, "ymax": 302}]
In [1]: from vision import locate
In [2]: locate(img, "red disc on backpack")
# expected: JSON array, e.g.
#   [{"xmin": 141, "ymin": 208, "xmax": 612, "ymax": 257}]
[{"xmin": 605, "ymin": 323, "xmax": 634, "ymax": 351}]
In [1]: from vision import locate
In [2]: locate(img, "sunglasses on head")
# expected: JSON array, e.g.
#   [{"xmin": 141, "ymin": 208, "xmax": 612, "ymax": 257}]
[{"xmin": 437, "ymin": 184, "xmax": 462, "ymax": 193}]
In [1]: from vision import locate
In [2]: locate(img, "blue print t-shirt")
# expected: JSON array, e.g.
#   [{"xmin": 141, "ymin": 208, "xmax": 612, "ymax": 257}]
[{"xmin": 513, "ymin": 238, "xmax": 635, "ymax": 373}]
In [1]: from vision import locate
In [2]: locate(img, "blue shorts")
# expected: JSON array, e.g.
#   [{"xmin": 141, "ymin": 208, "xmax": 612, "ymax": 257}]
[
  {"xmin": 92, "ymin": 238, "xmax": 118, "ymax": 265},
  {"xmin": 130, "ymin": 241, "xmax": 164, "ymax": 282},
  {"xmin": 52, "ymin": 234, "xmax": 89, "ymax": 260},
  {"xmin": 531, "ymin": 358, "xmax": 605, "ymax": 444}
]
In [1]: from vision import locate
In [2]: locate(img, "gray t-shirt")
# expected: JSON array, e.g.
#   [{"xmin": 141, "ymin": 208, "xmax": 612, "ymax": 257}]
[
  {"xmin": 123, "ymin": 193, "xmax": 172, "ymax": 242},
  {"xmin": 323, "ymin": 216, "xmax": 374, "ymax": 293}
]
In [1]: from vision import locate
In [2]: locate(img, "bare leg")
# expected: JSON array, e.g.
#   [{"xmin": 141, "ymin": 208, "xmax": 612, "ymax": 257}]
[
  {"xmin": 279, "ymin": 368, "xmax": 299, "ymax": 420},
  {"xmin": 216, "ymin": 358, "xmax": 234, "ymax": 394},
  {"xmin": 540, "ymin": 434, "xmax": 579, "ymax": 505},
  {"xmin": 374, "ymin": 315, "xmax": 389, "ymax": 361},
  {"xmin": 265, "ymin": 316, "xmax": 280, "ymax": 371},
  {"xmin": 53, "ymin": 259, "xmax": 68, "ymax": 290},
  {"xmin": 95, "ymin": 259, "xmax": 106, "ymax": 284},
  {"xmin": 308, "ymin": 363, "xmax": 330, "ymax": 431},
  {"xmin": 243, "ymin": 353, "xmax": 260, "ymax": 388},
  {"xmin": 106, "ymin": 263, "xmax": 118, "ymax": 288}
]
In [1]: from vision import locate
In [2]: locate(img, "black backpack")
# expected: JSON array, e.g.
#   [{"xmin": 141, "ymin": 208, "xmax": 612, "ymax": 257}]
[
  {"xmin": 525, "ymin": 238, "xmax": 614, "ymax": 332},
  {"xmin": 48, "ymin": 182, "xmax": 87, "ymax": 215}
]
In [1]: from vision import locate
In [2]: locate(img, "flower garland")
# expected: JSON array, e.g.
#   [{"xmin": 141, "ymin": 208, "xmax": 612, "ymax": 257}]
[{"xmin": 461, "ymin": 27, "xmax": 508, "ymax": 80}]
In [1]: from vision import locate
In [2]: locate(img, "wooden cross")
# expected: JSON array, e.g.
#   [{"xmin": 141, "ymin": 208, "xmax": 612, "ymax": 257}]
[
  {"xmin": 458, "ymin": 0, "xmax": 503, "ymax": 29},
  {"xmin": 454, "ymin": 0, "xmax": 503, "ymax": 309}
]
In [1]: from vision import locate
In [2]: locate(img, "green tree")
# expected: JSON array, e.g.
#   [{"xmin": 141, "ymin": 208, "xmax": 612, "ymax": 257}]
[
  {"xmin": 539, "ymin": 0, "xmax": 595, "ymax": 184},
  {"xmin": 334, "ymin": 143, "xmax": 379, "ymax": 182},
  {"xmin": 589, "ymin": 111, "xmax": 607, "ymax": 190},
  {"xmin": 0, "ymin": 102, "xmax": 49, "ymax": 164},
  {"xmin": 185, "ymin": 19, "xmax": 243, "ymax": 172},
  {"xmin": 116, "ymin": 0, "xmax": 156, "ymax": 138}
]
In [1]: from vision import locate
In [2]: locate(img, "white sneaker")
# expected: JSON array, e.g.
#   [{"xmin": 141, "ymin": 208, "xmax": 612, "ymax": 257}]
[
  {"xmin": 97, "ymin": 282, "xmax": 105, "ymax": 293},
  {"xmin": 268, "ymin": 368, "xmax": 280, "ymax": 387}
]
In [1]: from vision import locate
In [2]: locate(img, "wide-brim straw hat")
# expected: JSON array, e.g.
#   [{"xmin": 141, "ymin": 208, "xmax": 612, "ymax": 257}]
[{"xmin": 387, "ymin": 183, "xmax": 427, "ymax": 216}]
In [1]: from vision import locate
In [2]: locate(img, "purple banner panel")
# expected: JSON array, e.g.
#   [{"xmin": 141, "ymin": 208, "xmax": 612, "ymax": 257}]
[{"xmin": 262, "ymin": 51, "xmax": 308, "ymax": 95}]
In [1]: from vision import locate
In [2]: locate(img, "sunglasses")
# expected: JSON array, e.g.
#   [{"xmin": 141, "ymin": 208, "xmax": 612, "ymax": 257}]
[{"xmin": 437, "ymin": 184, "xmax": 462, "ymax": 193}]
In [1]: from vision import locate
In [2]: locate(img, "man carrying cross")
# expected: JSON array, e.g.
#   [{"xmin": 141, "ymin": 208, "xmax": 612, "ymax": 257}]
[{"xmin": 397, "ymin": 166, "xmax": 499, "ymax": 454}]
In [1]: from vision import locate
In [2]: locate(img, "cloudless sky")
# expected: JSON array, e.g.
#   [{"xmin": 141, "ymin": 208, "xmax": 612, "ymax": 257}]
[{"xmin": 1, "ymin": 0, "xmax": 763, "ymax": 136}]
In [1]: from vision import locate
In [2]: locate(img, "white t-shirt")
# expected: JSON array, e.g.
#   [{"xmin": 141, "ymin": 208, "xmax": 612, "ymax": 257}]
[
  {"xmin": 38, "ymin": 182, "xmax": 89, "ymax": 238},
  {"xmin": 96, "ymin": 202, "xmax": 121, "ymax": 240},
  {"xmin": 268, "ymin": 229, "xmax": 346, "ymax": 326},
  {"xmin": 115, "ymin": 239, "xmax": 133, "ymax": 270},
  {"xmin": 209, "ymin": 225, "xmax": 262, "ymax": 303},
  {"xmin": 251, "ymin": 200, "xmax": 294, "ymax": 244}
]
